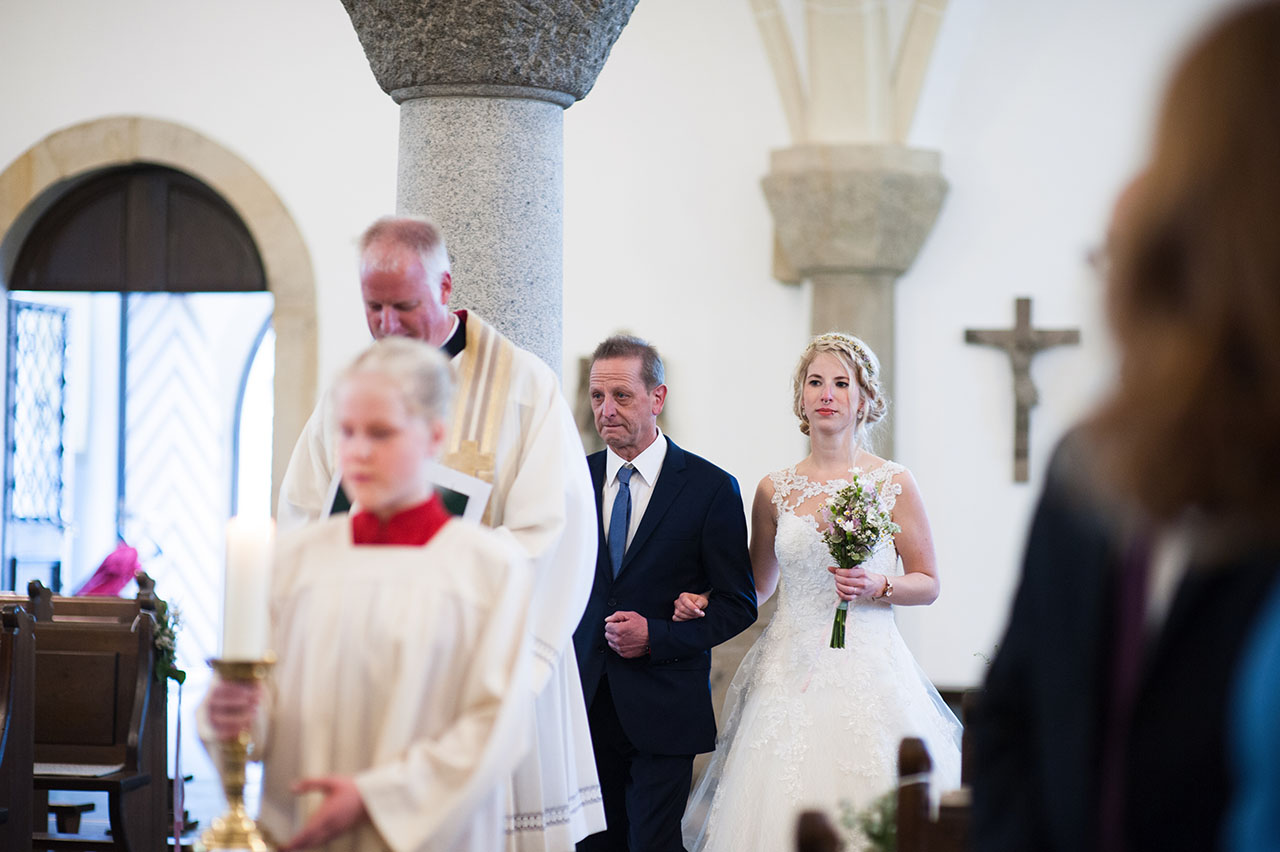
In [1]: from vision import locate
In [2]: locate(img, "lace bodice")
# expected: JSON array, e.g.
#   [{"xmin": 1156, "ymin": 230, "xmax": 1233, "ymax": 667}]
[{"xmin": 767, "ymin": 461, "xmax": 905, "ymax": 628}]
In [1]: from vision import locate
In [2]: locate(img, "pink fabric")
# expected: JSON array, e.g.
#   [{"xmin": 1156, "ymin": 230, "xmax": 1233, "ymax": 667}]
[{"xmin": 74, "ymin": 542, "xmax": 141, "ymax": 596}]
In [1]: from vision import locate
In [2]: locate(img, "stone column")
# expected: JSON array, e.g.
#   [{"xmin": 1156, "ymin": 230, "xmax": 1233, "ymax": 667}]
[
  {"xmin": 762, "ymin": 143, "xmax": 947, "ymax": 457},
  {"xmin": 340, "ymin": 0, "xmax": 639, "ymax": 371}
]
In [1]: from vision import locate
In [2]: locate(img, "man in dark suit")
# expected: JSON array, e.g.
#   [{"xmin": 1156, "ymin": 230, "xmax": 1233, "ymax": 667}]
[
  {"xmin": 971, "ymin": 433, "xmax": 1280, "ymax": 852},
  {"xmin": 573, "ymin": 335, "xmax": 757, "ymax": 852}
]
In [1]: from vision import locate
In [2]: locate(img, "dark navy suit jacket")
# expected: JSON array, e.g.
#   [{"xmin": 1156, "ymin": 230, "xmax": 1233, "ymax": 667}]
[
  {"xmin": 572, "ymin": 437, "xmax": 757, "ymax": 756},
  {"xmin": 972, "ymin": 434, "xmax": 1280, "ymax": 852}
]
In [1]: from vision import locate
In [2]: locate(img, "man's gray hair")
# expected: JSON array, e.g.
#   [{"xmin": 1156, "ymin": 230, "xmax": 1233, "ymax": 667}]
[
  {"xmin": 591, "ymin": 335, "xmax": 665, "ymax": 391},
  {"xmin": 360, "ymin": 216, "xmax": 451, "ymax": 278}
]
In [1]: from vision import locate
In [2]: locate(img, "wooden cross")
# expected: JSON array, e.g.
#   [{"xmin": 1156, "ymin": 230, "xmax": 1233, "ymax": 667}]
[{"xmin": 965, "ymin": 297, "xmax": 1080, "ymax": 482}]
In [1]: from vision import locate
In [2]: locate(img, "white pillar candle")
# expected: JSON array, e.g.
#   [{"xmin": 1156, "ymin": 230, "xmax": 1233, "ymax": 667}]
[{"xmin": 222, "ymin": 516, "xmax": 274, "ymax": 660}]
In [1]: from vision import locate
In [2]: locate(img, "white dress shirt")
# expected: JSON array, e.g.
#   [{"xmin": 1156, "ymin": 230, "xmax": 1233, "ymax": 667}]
[
  {"xmin": 602, "ymin": 429, "xmax": 669, "ymax": 553},
  {"xmin": 1146, "ymin": 525, "xmax": 1193, "ymax": 632}
]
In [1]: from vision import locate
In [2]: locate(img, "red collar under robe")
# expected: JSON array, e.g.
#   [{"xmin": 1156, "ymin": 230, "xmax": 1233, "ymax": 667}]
[{"xmin": 351, "ymin": 495, "xmax": 451, "ymax": 546}]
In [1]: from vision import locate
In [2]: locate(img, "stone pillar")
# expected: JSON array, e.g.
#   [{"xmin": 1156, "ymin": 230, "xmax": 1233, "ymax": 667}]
[
  {"xmin": 340, "ymin": 0, "xmax": 639, "ymax": 371},
  {"xmin": 762, "ymin": 143, "xmax": 946, "ymax": 456}
]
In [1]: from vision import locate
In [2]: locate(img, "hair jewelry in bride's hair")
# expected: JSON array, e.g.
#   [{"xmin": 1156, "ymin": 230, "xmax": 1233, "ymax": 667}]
[{"xmin": 812, "ymin": 332, "xmax": 876, "ymax": 378}]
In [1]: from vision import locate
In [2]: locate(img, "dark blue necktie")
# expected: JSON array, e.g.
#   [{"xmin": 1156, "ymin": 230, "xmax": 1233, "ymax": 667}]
[{"xmin": 608, "ymin": 465, "xmax": 634, "ymax": 577}]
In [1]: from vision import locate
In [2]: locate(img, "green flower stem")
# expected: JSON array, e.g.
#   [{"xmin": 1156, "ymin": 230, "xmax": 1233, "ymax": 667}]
[{"xmin": 830, "ymin": 601, "xmax": 848, "ymax": 649}]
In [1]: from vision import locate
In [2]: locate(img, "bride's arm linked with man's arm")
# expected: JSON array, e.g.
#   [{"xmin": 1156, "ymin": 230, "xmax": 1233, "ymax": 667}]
[{"xmin": 671, "ymin": 473, "xmax": 780, "ymax": 620}]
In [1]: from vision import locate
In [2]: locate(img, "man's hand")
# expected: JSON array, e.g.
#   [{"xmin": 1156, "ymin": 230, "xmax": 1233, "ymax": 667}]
[
  {"xmin": 604, "ymin": 611, "xmax": 650, "ymax": 658},
  {"xmin": 280, "ymin": 775, "xmax": 369, "ymax": 851},
  {"xmin": 207, "ymin": 680, "xmax": 261, "ymax": 742},
  {"xmin": 672, "ymin": 592, "xmax": 709, "ymax": 622}
]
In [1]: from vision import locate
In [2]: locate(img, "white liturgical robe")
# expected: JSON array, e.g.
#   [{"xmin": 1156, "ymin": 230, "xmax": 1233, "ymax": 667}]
[
  {"xmin": 256, "ymin": 516, "xmax": 533, "ymax": 852},
  {"xmin": 277, "ymin": 313, "xmax": 604, "ymax": 849}
]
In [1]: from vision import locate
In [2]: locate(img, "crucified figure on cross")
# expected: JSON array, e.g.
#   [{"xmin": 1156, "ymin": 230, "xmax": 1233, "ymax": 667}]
[{"xmin": 966, "ymin": 297, "xmax": 1080, "ymax": 482}]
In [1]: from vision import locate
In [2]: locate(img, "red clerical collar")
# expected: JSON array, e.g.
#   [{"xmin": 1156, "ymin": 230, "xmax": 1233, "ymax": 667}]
[{"xmin": 351, "ymin": 495, "xmax": 451, "ymax": 545}]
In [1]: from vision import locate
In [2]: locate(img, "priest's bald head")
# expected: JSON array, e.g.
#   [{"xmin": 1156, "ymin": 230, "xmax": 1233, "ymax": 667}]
[{"xmin": 358, "ymin": 217, "xmax": 454, "ymax": 345}]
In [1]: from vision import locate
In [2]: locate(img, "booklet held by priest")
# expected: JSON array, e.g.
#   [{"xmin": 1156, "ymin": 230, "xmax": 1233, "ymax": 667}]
[{"xmin": 425, "ymin": 461, "xmax": 492, "ymax": 524}]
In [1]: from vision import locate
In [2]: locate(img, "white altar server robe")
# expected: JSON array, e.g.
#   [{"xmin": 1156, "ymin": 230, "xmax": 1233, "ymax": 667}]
[
  {"xmin": 278, "ymin": 313, "xmax": 604, "ymax": 849},
  {"xmin": 257, "ymin": 516, "xmax": 533, "ymax": 852}
]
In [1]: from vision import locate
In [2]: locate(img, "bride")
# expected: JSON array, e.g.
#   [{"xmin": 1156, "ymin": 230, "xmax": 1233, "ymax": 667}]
[{"xmin": 681, "ymin": 332, "xmax": 961, "ymax": 851}]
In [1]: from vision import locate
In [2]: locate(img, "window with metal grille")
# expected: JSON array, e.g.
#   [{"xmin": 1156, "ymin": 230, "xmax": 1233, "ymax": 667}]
[{"xmin": 6, "ymin": 300, "xmax": 68, "ymax": 525}]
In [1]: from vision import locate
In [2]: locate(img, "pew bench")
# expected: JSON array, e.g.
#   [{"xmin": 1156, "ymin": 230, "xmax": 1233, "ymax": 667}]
[
  {"xmin": 0, "ymin": 575, "xmax": 169, "ymax": 849},
  {"xmin": 895, "ymin": 688, "xmax": 979, "ymax": 852},
  {"xmin": 32, "ymin": 613, "xmax": 167, "ymax": 851},
  {"xmin": 0, "ymin": 605, "xmax": 35, "ymax": 850},
  {"xmin": 0, "ymin": 573, "xmax": 159, "ymax": 625}
]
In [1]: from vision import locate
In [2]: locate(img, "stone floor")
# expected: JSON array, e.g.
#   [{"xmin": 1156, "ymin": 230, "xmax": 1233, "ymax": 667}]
[{"xmin": 43, "ymin": 767, "xmax": 259, "ymax": 850}]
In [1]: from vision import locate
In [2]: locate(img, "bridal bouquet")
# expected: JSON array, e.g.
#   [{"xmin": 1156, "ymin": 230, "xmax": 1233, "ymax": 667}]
[{"xmin": 821, "ymin": 475, "xmax": 900, "ymax": 648}]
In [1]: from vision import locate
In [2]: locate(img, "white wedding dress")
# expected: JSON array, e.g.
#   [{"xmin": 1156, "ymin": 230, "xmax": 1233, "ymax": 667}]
[{"xmin": 683, "ymin": 461, "xmax": 962, "ymax": 851}]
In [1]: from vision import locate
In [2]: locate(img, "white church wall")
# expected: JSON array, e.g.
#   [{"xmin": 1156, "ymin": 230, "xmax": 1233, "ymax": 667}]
[
  {"xmin": 0, "ymin": 0, "xmax": 398, "ymax": 389},
  {"xmin": 560, "ymin": 0, "xmax": 1237, "ymax": 688},
  {"xmin": 563, "ymin": 1, "xmax": 810, "ymax": 517},
  {"xmin": 893, "ymin": 0, "xmax": 1233, "ymax": 685},
  {"xmin": 0, "ymin": 0, "xmax": 1238, "ymax": 692}
]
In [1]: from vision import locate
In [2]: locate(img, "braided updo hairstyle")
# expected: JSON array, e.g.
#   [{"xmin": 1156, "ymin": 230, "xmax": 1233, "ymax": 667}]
[{"xmin": 791, "ymin": 332, "xmax": 887, "ymax": 448}]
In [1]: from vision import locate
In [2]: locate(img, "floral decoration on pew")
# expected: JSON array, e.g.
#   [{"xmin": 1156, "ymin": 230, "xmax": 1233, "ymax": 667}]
[
  {"xmin": 841, "ymin": 791, "xmax": 896, "ymax": 852},
  {"xmin": 153, "ymin": 598, "xmax": 185, "ymax": 685}
]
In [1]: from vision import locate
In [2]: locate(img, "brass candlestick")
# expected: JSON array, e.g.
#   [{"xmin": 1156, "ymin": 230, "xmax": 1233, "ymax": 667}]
[{"xmin": 203, "ymin": 656, "xmax": 276, "ymax": 851}]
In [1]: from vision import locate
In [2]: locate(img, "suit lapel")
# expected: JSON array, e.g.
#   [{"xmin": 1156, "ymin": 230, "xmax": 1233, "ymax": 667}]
[
  {"xmin": 588, "ymin": 451, "xmax": 608, "ymax": 569},
  {"xmin": 619, "ymin": 437, "xmax": 687, "ymax": 576}
]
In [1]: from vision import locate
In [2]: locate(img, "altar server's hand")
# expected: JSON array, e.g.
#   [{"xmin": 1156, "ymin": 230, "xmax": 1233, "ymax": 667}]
[
  {"xmin": 829, "ymin": 564, "xmax": 881, "ymax": 600},
  {"xmin": 207, "ymin": 680, "xmax": 261, "ymax": 741},
  {"xmin": 605, "ymin": 611, "xmax": 650, "ymax": 658},
  {"xmin": 672, "ymin": 592, "xmax": 710, "ymax": 621},
  {"xmin": 282, "ymin": 775, "xmax": 368, "ymax": 851}
]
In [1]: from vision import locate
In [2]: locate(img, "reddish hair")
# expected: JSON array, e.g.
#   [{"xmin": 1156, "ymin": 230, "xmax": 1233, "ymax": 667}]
[{"xmin": 1091, "ymin": 1, "xmax": 1280, "ymax": 537}]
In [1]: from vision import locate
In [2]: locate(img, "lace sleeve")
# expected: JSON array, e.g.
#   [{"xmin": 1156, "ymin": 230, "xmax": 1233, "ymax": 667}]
[
  {"xmin": 767, "ymin": 467, "xmax": 795, "ymax": 512},
  {"xmin": 872, "ymin": 461, "xmax": 906, "ymax": 513}
]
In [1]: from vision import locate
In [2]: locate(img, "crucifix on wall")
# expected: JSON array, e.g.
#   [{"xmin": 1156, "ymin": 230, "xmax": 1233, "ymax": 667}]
[{"xmin": 965, "ymin": 297, "xmax": 1080, "ymax": 482}]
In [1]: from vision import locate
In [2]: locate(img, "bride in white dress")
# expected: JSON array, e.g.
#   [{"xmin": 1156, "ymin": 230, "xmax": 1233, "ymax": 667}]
[{"xmin": 681, "ymin": 333, "xmax": 961, "ymax": 851}]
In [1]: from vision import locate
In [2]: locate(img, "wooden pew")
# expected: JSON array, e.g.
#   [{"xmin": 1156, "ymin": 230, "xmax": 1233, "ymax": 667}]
[
  {"xmin": 895, "ymin": 687, "xmax": 980, "ymax": 852},
  {"xmin": 0, "ymin": 605, "xmax": 35, "ymax": 849},
  {"xmin": 0, "ymin": 574, "xmax": 158, "ymax": 624},
  {"xmin": 31, "ymin": 612, "xmax": 168, "ymax": 850},
  {"xmin": 794, "ymin": 810, "xmax": 842, "ymax": 852},
  {"xmin": 1, "ymin": 575, "xmax": 169, "ymax": 843},
  {"xmin": 897, "ymin": 737, "xmax": 970, "ymax": 852},
  {"xmin": 960, "ymin": 688, "xmax": 979, "ymax": 786}
]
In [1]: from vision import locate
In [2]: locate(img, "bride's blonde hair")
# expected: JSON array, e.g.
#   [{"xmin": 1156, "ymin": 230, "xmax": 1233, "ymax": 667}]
[{"xmin": 792, "ymin": 332, "xmax": 887, "ymax": 446}]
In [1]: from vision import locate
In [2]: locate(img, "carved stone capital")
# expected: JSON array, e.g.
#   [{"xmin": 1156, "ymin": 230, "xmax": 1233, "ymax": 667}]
[
  {"xmin": 762, "ymin": 144, "xmax": 947, "ymax": 281},
  {"xmin": 339, "ymin": 0, "xmax": 639, "ymax": 105}
]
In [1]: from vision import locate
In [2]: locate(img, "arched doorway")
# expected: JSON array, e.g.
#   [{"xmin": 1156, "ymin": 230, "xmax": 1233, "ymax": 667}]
[
  {"xmin": 0, "ymin": 115, "xmax": 317, "ymax": 510},
  {"xmin": 0, "ymin": 118, "xmax": 317, "ymax": 830},
  {"xmin": 6, "ymin": 164, "xmax": 271, "ymax": 594}
]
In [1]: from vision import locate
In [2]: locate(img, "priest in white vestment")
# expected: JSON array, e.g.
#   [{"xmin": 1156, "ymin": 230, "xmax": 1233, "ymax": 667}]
[{"xmin": 278, "ymin": 217, "xmax": 604, "ymax": 850}]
